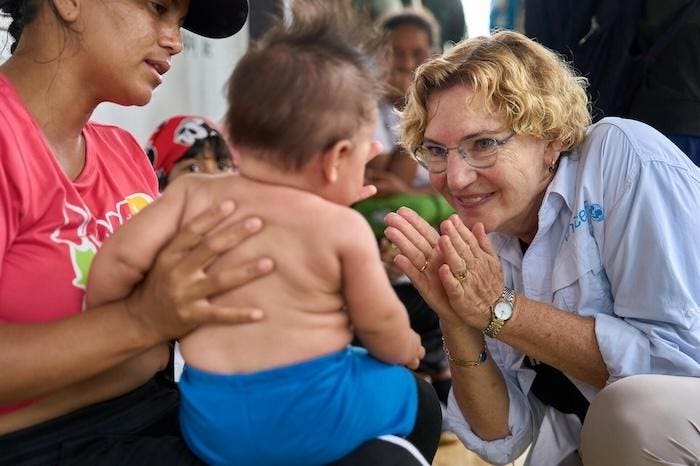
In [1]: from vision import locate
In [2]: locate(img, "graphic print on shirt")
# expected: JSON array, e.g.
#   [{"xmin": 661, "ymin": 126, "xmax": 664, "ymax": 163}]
[
  {"xmin": 50, "ymin": 193, "xmax": 154, "ymax": 289},
  {"xmin": 565, "ymin": 200, "xmax": 605, "ymax": 241}
]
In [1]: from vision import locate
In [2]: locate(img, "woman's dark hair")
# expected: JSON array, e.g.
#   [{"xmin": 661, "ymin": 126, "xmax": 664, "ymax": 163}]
[{"xmin": 1, "ymin": 0, "xmax": 41, "ymax": 54}]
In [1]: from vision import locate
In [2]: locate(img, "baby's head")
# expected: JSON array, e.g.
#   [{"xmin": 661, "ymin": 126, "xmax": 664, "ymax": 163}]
[
  {"xmin": 146, "ymin": 115, "xmax": 235, "ymax": 191},
  {"xmin": 225, "ymin": 0, "xmax": 384, "ymax": 204}
]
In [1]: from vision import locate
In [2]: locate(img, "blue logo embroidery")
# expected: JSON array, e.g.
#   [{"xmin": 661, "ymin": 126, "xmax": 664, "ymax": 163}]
[{"xmin": 565, "ymin": 201, "xmax": 604, "ymax": 241}]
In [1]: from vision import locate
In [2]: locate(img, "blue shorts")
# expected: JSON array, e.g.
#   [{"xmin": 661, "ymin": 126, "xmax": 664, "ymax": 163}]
[{"xmin": 179, "ymin": 346, "xmax": 418, "ymax": 466}]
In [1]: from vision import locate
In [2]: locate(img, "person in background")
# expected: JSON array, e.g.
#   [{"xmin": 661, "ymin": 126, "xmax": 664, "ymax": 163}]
[
  {"xmin": 0, "ymin": 0, "xmax": 271, "ymax": 464},
  {"xmin": 627, "ymin": 0, "xmax": 700, "ymax": 166},
  {"xmin": 354, "ymin": 6, "xmax": 454, "ymax": 406},
  {"xmin": 385, "ymin": 30, "xmax": 700, "ymax": 465},
  {"xmin": 145, "ymin": 114, "xmax": 236, "ymax": 191},
  {"xmin": 352, "ymin": 0, "xmax": 466, "ymax": 48},
  {"xmin": 524, "ymin": 0, "xmax": 700, "ymax": 166},
  {"xmin": 86, "ymin": 2, "xmax": 441, "ymax": 465},
  {"xmin": 144, "ymin": 114, "xmax": 238, "ymax": 381}
]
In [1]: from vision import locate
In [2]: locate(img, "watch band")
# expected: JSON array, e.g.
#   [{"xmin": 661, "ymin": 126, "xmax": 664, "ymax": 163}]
[{"xmin": 483, "ymin": 287, "xmax": 516, "ymax": 338}]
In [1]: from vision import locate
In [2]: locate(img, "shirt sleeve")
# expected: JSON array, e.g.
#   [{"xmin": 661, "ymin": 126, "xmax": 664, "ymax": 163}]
[
  {"xmin": 0, "ymin": 128, "xmax": 20, "ymax": 280},
  {"xmin": 592, "ymin": 122, "xmax": 700, "ymax": 382}
]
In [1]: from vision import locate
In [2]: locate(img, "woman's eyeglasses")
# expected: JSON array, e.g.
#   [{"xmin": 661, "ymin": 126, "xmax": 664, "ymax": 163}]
[{"xmin": 412, "ymin": 131, "xmax": 516, "ymax": 173}]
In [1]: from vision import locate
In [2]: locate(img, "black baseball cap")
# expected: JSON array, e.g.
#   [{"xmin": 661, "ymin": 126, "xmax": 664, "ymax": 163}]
[{"xmin": 183, "ymin": 0, "xmax": 249, "ymax": 39}]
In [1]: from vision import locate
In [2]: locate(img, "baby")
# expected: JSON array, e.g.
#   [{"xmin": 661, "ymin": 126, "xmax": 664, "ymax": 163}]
[{"xmin": 87, "ymin": 3, "xmax": 428, "ymax": 465}]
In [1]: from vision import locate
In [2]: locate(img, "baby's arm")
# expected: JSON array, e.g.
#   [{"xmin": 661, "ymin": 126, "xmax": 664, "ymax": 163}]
[
  {"xmin": 86, "ymin": 177, "xmax": 198, "ymax": 308},
  {"xmin": 340, "ymin": 210, "xmax": 424, "ymax": 368}
]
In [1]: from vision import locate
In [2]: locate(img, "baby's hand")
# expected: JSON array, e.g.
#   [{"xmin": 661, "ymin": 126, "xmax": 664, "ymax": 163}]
[
  {"xmin": 405, "ymin": 331, "xmax": 425, "ymax": 370},
  {"xmin": 354, "ymin": 183, "xmax": 378, "ymax": 204}
]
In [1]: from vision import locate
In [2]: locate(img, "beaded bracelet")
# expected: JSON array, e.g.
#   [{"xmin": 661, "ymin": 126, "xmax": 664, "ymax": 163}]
[{"xmin": 442, "ymin": 337, "xmax": 488, "ymax": 367}]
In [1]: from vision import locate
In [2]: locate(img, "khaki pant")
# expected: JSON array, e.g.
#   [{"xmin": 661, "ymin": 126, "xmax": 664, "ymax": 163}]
[{"xmin": 580, "ymin": 374, "xmax": 700, "ymax": 465}]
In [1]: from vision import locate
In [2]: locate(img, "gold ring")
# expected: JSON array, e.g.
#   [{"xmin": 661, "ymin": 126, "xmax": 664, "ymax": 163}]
[
  {"xmin": 419, "ymin": 260, "xmax": 428, "ymax": 272},
  {"xmin": 453, "ymin": 270, "xmax": 468, "ymax": 282}
]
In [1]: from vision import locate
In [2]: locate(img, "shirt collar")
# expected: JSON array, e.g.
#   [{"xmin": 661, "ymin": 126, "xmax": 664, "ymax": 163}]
[{"xmin": 546, "ymin": 150, "xmax": 580, "ymax": 214}]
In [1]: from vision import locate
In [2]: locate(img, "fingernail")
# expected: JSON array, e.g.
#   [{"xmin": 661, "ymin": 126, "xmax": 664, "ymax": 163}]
[
  {"xmin": 250, "ymin": 309, "xmax": 264, "ymax": 320},
  {"xmin": 245, "ymin": 217, "xmax": 262, "ymax": 231},
  {"xmin": 258, "ymin": 258, "xmax": 273, "ymax": 271}
]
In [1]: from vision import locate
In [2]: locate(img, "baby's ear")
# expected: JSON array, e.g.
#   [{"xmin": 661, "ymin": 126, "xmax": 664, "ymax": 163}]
[{"xmin": 320, "ymin": 139, "xmax": 352, "ymax": 183}]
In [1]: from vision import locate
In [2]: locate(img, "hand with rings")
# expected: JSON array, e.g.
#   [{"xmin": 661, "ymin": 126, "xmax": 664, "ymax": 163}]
[
  {"xmin": 434, "ymin": 215, "xmax": 506, "ymax": 329},
  {"xmin": 453, "ymin": 268, "xmax": 468, "ymax": 282},
  {"xmin": 383, "ymin": 207, "xmax": 454, "ymax": 316}
]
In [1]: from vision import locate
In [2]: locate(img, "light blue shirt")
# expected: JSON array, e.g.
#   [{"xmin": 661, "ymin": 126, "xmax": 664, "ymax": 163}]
[{"xmin": 446, "ymin": 118, "xmax": 700, "ymax": 465}]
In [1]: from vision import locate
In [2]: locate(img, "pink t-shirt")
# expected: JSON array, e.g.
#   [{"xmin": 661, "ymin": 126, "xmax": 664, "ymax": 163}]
[{"xmin": 0, "ymin": 74, "xmax": 159, "ymax": 414}]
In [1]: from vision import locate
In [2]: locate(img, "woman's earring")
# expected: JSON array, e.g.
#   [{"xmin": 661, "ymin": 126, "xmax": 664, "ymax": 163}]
[{"xmin": 548, "ymin": 159, "xmax": 559, "ymax": 174}]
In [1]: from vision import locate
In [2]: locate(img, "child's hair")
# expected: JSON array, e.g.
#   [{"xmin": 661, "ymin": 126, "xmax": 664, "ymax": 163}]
[{"xmin": 225, "ymin": 0, "xmax": 385, "ymax": 172}]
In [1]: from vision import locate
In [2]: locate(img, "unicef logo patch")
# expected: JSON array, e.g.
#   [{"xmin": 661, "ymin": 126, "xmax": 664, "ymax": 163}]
[
  {"xmin": 588, "ymin": 203, "xmax": 605, "ymax": 222},
  {"xmin": 565, "ymin": 201, "xmax": 605, "ymax": 241}
]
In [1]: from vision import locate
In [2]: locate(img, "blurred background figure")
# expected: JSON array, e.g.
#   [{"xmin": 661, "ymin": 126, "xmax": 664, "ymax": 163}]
[
  {"xmin": 145, "ymin": 115, "xmax": 236, "ymax": 191},
  {"xmin": 353, "ymin": 0, "xmax": 466, "ymax": 49},
  {"xmin": 626, "ymin": 0, "xmax": 700, "ymax": 165},
  {"xmin": 490, "ymin": 0, "xmax": 524, "ymax": 31},
  {"xmin": 353, "ymin": 6, "xmax": 455, "ymax": 411},
  {"xmin": 524, "ymin": 0, "xmax": 700, "ymax": 165},
  {"xmin": 145, "ymin": 114, "xmax": 237, "ymax": 383}
]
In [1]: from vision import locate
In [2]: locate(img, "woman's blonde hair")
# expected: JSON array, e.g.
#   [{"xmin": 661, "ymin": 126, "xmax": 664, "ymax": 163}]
[{"xmin": 401, "ymin": 30, "xmax": 591, "ymax": 154}]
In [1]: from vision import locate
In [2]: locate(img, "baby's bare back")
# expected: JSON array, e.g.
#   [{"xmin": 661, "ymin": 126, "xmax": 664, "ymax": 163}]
[{"xmin": 179, "ymin": 175, "xmax": 355, "ymax": 373}]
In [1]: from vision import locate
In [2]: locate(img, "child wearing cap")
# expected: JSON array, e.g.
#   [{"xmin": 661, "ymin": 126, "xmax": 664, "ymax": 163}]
[
  {"xmin": 86, "ymin": 2, "xmax": 441, "ymax": 465},
  {"xmin": 146, "ymin": 115, "xmax": 236, "ymax": 191}
]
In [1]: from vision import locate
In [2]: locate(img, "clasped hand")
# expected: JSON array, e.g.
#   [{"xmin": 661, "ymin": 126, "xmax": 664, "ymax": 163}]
[
  {"xmin": 125, "ymin": 202, "xmax": 274, "ymax": 342},
  {"xmin": 384, "ymin": 207, "xmax": 504, "ymax": 331}
]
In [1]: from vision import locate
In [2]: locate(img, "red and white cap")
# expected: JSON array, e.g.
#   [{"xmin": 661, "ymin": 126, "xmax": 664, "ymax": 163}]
[{"xmin": 145, "ymin": 115, "xmax": 224, "ymax": 177}]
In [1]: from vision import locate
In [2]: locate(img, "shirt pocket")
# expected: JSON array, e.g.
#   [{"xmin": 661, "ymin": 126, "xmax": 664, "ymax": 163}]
[{"xmin": 551, "ymin": 237, "xmax": 613, "ymax": 317}]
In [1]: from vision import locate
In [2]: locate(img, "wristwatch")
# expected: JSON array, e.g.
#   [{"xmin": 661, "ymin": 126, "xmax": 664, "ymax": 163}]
[{"xmin": 483, "ymin": 287, "xmax": 516, "ymax": 338}]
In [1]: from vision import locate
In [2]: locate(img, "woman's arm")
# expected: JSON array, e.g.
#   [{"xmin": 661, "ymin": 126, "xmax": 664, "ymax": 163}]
[
  {"xmin": 498, "ymin": 296, "xmax": 608, "ymax": 387},
  {"xmin": 384, "ymin": 208, "xmax": 607, "ymax": 440},
  {"xmin": 0, "ymin": 201, "xmax": 272, "ymax": 404},
  {"xmin": 0, "ymin": 343, "xmax": 168, "ymax": 435},
  {"xmin": 435, "ymin": 215, "xmax": 609, "ymax": 387},
  {"xmin": 441, "ymin": 324, "xmax": 511, "ymax": 440},
  {"xmin": 384, "ymin": 207, "xmax": 512, "ymax": 438}
]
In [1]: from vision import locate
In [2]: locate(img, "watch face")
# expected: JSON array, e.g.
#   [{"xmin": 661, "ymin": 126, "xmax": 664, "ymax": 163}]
[{"xmin": 494, "ymin": 302, "xmax": 513, "ymax": 320}]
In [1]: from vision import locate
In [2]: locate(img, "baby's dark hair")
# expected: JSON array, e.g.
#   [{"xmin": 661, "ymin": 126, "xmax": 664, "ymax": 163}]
[
  {"xmin": 0, "ymin": 0, "xmax": 41, "ymax": 53},
  {"xmin": 225, "ymin": 0, "xmax": 385, "ymax": 171}
]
